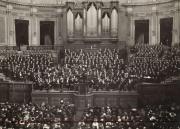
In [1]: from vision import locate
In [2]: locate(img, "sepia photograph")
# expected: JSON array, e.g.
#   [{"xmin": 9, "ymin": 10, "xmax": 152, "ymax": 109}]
[{"xmin": 0, "ymin": 0, "xmax": 180, "ymax": 128}]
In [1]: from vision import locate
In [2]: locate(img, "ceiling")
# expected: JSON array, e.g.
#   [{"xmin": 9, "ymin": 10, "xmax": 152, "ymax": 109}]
[{"xmin": 2, "ymin": 0, "xmax": 171, "ymax": 5}]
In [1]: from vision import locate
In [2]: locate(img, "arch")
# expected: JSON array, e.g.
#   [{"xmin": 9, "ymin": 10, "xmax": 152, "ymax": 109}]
[
  {"xmin": 67, "ymin": 8, "xmax": 74, "ymax": 36},
  {"xmin": 102, "ymin": 12, "xmax": 110, "ymax": 34},
  {"xmin": 111, "ymin": 8, "xmax": 118, "ymax": 36},
  {"xmin": 87, "ymin": 2, "xmax": 97, "ymax": 10},
  {"xmin": 75, "ymin": 13, "xmax": 83, "ymax": 35},
  {"xmin": 87, "ymin": 3, "xmax": 97, "ymax": 36}
]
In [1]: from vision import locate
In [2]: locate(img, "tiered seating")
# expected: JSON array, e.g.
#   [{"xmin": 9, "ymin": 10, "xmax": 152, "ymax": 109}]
[
  {"xmin": 78, "ymin": 103, "xmax": 180, "ymax": 129},
  {"xmin": 128, "ymin": 45, "xmax": 180, "ymax": 83},
  {"xmin": 0, "ymin": 100, "xmax": 75, "ymax": 129},
  {"xmin": 64, "ymin": 48, "xmax": 129, "ymax": 91},
  {"xmin": 0, "ymin": 48, "xmax": 130, "ymax": 91},
  {"xmin": 0, "ymin": 45, "xmax": 179, "ymax": 91},
  {"xmin": 133, "ymin": 44, "xmax": 164, "ymax": 57},
  {"xmin": 2, "ymin": 53, "xmax": 54, "ymax": 82}
]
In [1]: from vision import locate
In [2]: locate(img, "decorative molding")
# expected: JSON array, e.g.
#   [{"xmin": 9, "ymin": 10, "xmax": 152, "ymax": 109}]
[
  {"xmin": 122, "ymin": 0, "xmax": 176, "ymax": 6},
  {"xmin": 157, "ymin": 9, "xmax": 175, "ymax": 15}
]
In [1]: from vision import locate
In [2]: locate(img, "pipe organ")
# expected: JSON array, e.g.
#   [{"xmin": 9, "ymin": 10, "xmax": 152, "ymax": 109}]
[{"xmin": 66, "ymin": 1, "xmax": 119, "ymax": 39}]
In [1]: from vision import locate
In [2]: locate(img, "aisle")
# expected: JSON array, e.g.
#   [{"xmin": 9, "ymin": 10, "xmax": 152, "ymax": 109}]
[
  {"xmin": 74, "ymin": 110, "xmax": 84, "ymax": 121},
  {"xmin": 71, "ymin": 110, "xmax": 84, "ymax": 129}
]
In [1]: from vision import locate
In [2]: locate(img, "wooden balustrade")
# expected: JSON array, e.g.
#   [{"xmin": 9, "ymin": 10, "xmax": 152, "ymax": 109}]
[{"xmin": 0, "ymin": 81, "xmax": 33, "ymax": 103}]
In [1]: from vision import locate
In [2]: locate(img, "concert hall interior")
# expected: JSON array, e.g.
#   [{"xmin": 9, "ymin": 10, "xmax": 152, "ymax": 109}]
[{"xmin": 0, "ymin": 0, "xmax": 180, "ymax": 129}]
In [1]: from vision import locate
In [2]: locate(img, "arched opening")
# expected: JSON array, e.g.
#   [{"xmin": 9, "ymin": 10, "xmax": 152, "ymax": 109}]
[
  {"xmin": 67, "ymin": 8, "xmax": 74, "ymax": 37},
  {"xmin": 111, "ymin": 8, "xmax": 118, "ymax": 37},
  {"xmin": 75, "ymin": 13, "xmax": 83, "ymax": 36},
  {"xmin": 102, "ymin": 12, "xmax": 110, "ymax": 35},
  {"xmin": 87, "ymin": 3, "xmax": 97, "ymax": 37}
]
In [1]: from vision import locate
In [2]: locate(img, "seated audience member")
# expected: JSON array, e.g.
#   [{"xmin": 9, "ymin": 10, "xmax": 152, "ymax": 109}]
[
  {"xmin": 80, "ymin": 102, "xmax": 180, "ymax": 129},
  {"xmin": 0, "ymin": 100, "xmax": 75, "ymax": 129}
]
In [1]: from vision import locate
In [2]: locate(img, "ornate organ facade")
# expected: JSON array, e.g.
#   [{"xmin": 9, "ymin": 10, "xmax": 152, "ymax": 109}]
[{"xmin": 66, "ymin": 1, "xmax": 119, "ymax": 43}]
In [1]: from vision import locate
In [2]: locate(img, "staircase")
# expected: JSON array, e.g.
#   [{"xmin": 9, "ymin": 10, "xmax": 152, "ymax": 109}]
[{"xmin": 74, "ymin": 110, "xmax": 84, "ymax": 121}]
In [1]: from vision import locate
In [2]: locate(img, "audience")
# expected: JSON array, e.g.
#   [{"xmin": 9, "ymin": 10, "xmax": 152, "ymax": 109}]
[
  {"xmin": 128, "ymin": 45, "xmax": 180, "ymax": 83},
  {"xmin": 0, "ymin": 100, "xmax": 75, "ymax": 129},
  {"xmin": 78, "ymin": 102, "xmax": 180, "ymax": 129}
]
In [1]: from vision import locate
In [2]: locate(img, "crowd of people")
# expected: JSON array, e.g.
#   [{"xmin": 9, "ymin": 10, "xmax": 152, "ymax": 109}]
[
  {"xmin": 63, "ymin": 48, "xmax": 133, "ymax": 91},
  {"xmin": 78, "ymin": 102, "xmax": 180, "ymax": 129},
  {"xmin": 0, "ymin": 48, "xmax": 132, "ymax": 91},
  {"xmin": 1, "ymin": 53, "xmax": 54, "ymax": 82},
  {"xmin": 128, "ymin": 45, "xmax": 180, "ymax": 83},
  {"xmin": 0, "ymin": 100, "xmax": 75, "ymax": 129},
  {"xmin": 0, "ymin": 45, "xmax": 180, "ymax": 129},
  {"xmin": 0, "ymin": 101, "xmax": 179, "ymax": 129},
  {"xmin": 0, "ymin": 45, "xmax": 179, "ymax": 90},
  {"xmin": 130, "ymin": 44, "xmax": 164, "ymax": 57}
]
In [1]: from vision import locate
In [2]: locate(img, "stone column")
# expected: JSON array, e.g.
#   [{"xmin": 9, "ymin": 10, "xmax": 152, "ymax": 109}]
[
  {"xmin": 58, "ymin": 14, "xmax": 63, "ymax": 46},
  {"xmin": 130, "ymin": 16, "xmax": 134, "ymax": 46},
  {"xmin": 6, "ymin": 10, "xmax": 10, "ymax": 46},
  {"xmin": 173, "ymin": 10, "xmax": 179, "ymax": 45},
  {"xmin": 174, "ymin": 1, "xmax": 180, "ymax": 45},
  {"xmin": 30, "ymin": 7, "xmax": 38, "ymax": 46},
  {"xmin": 97, "ymin": 7, "xmax": 101, "ymax": 36},
  {"xmin": 83, "ymin": 7, "xmax": 87, "ymax": 36},
  {"xmin": 56, "ymin": 8, "xmax": 64, "ymax": 46},
  {"xmin": 6, "ymin": 5, "xmax": 15, "ymax": 46},
  {"xmin": 31, "ymin": 17, "xmax": 38, "ymax": 46},
  {"xmin": 127, "ymin": 7, "xmax": 134, "ymax": 46},
  {"xmin": 151, "ymin": 5, "xmax": 158, "ymax": 45}
]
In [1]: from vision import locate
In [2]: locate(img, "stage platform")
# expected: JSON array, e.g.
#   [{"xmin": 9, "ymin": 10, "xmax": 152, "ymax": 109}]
[{"xmin": 32, "ymin": 90, "xmax": 138, "ymax": 110}]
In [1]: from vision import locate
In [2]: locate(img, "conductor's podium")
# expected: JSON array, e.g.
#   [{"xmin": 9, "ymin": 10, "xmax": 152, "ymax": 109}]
[
  {"xmin": 73, "ymin": 94, "xmax": 93, "ymax": 110},
  {"xmin": 78, "ymin": 83, "xmax": 88, "ymax": 95}
]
